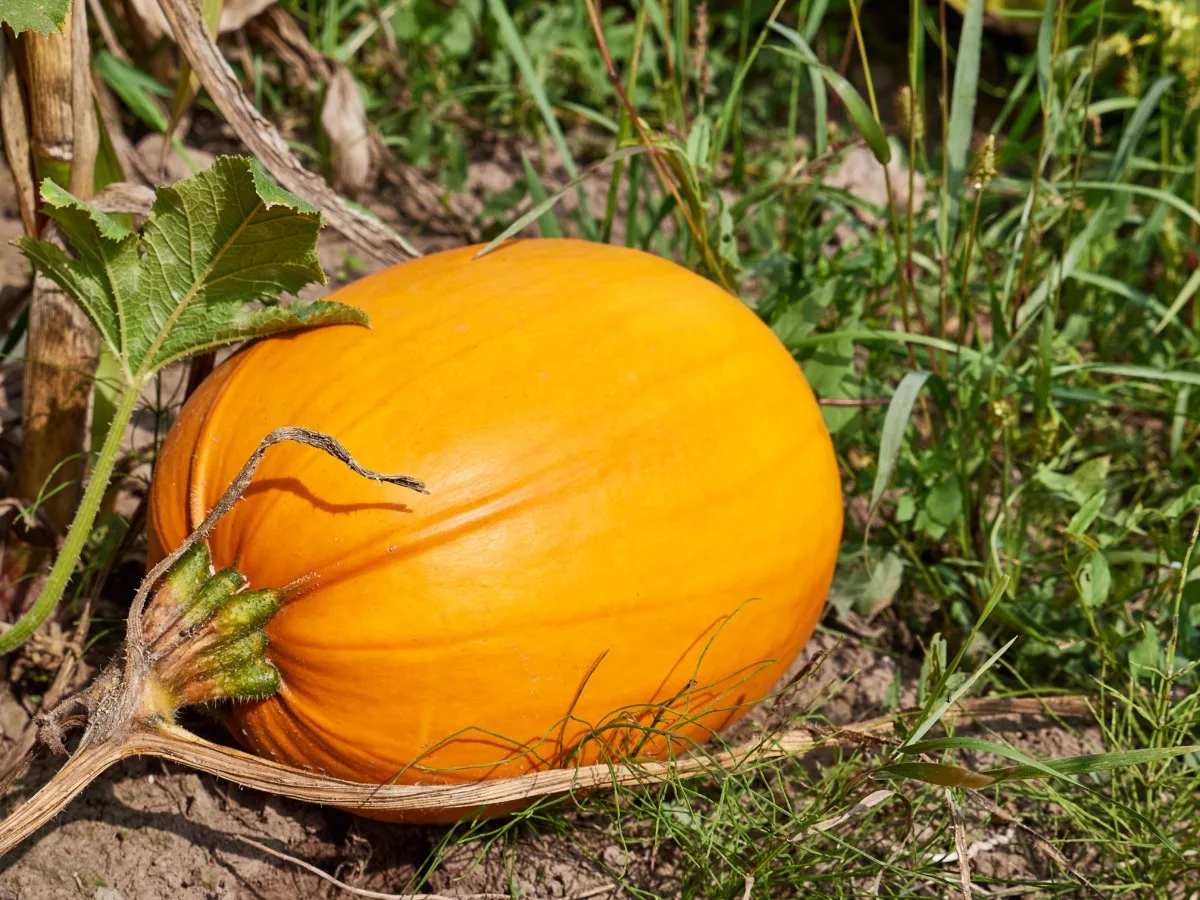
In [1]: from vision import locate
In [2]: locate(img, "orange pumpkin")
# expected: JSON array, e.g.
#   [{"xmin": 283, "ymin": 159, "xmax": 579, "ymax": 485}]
[{"xmin": 147, "ymin": 239, "xmax": 842, "ymax": 819}]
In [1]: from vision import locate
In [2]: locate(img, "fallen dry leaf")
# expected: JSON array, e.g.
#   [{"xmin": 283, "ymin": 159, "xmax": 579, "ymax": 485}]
[
  {"xmin": 218, "ymin": 0, "xmax": 277, "ymax": 32},
  {"xmin": 134, "ymin": 134, "xmax": 216, "ymax": 185},
  {"xmin": 129, "ymin": 0, "xmax": 277, "ymax": 39},
  {"xmin": 321, "ymin": 65, "xmax": 374, "ymax": 198}
]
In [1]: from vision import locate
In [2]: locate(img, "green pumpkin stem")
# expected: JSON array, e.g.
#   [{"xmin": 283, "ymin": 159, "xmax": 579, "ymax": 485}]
[{"xmin": 140, "ymin": 545, "xmax": 283, "ymax": 719}]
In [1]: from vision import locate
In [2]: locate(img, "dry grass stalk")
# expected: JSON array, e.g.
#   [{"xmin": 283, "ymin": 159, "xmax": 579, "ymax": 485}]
[
  {"xmin": 0, "ymin": 33, "xmax": 38, "ymax": 235},
  {"xmin": 321, "ymin": 65, "xmax": 373, "ymax": 197}
]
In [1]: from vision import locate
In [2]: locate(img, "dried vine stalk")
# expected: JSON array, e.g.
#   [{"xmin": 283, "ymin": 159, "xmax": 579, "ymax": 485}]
[
  {"xmin": 1, "ymin": 696, "xmax": 1093, "ymax": 855},
  {"xmin": 155, "ymin": 0, "xmax": 419, "ymax": 264},
  {"xmin": 0, "ymin": 427, "xmax": 1095, "ymax": 855}
]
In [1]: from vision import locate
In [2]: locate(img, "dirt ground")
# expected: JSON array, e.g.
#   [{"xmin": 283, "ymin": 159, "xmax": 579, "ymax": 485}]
[
  {"xmin": 0, "ymin": 630, "xmax": 1104, "ymax": 900},
  {"xmin": 0, "ymin": 141, "xmax": 1107, "ymax": 898}
]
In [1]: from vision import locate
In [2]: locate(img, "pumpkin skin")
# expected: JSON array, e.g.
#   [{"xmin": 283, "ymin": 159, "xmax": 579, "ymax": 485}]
[{"xmin": 147, "ymin": 239, "xmax": 843, "ymax": 821}]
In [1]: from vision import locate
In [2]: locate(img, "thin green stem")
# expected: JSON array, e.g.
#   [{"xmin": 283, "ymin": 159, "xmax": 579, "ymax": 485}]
[
  {"xmin": 958, "ymin": 187, "xmax": 985, "ymax": 359},
  {"xmin": 600, "ymin": 0, "xmax": 649, "ymax": 244},
  {"xmin": 1012, "ymin": 0, "xmax": 1067, "ymax": 327},
  {"xmin": 937, "ymin": 0, "xmax": 950, "ymax": 348},
  {"xmin": 1163, "ymin": 513, "xmax": 1199, "ymax": 693},
  {"xmin": 905, "ymin": 0, "xmax": 921, "ymax": 341},
  {"xmin": 1193, "ymin": 117, "xmax": 1200, "ymax": 336},
  {"xmin": 1033, "ymin": 0, "xmax": 1103, "ymax": 431},
  {"xmin": 1047, "ymin": 0, "xmax": 1106, "ymax": 331},
  {"xmin": 0, "ymin": 382, "xmax": 143, "ymax": 654},
  {"xmin": 847, "ymin": 0, "xmax": 927, "ymax": 345}
]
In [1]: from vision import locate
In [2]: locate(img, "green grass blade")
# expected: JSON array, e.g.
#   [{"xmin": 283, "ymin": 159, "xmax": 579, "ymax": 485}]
[
  {"xmin": 903, "ymin": 735, "xmax": 1046, "ymax": 766},
  {"xmin": 768, "ymin": 28, "xmax": 889, "ymax": 163},
  {"xmin": 1108, "ymin": 75, "xmax": 1174, "ymax": 183},
  {"xmin": 899, "ymin": 736, "xmax": 1072, "ymax": 787},
  {"xmin": 785, "ymin": 329, "xmax": 991, "ymax": 368},
  {"xmin": 673, "ymin": 0, "xmax": 688, "ymax": 97},
  {"xmin": 942, "ymin": 0, "xmax": 984, "ymax": 246},
  {"xmin": 990, "ymin": 744, "xmax": 1200, "ymax": 781},
  {"xmin": 888, "ymin": 735, "xmax": 1195, "ymax": 856},
  {"xmin": 476, "ymin": 147, "xmax": 650, "ymax": 257},
  {"xmin": 1012, "ymin": 199, "xmax": 1118, "ymax": 328},
  {"xmin": 904, "ymin": 636, "xmax": 1018, "ymax": 750},
  {"xmin": 487, "ymin": 0, "xmax": 597, "ymax": 238},
  {"xmin": 808, "ymin": 68, "xmax": 828, "ymax": 158},
  {"xmin": 899, "ymin": 577, "xmax": 1012, "ymax": 751},
  {"xmin": 801, "ymin": 0, "xmax": 829, "ymax": 41},
  {"xmin": 94, "ymin": 51, "xmax": 168, "ymax": 133},
  {"xmin": 1070, "ymin": 270, "xmax": 1198, "ymax": 347},
  {"xmin": 603, "ymin": 0, "xmax": 650, "ymax": 244},
  {"xmin": 878, "ymin": 738, "xmax": 1197, "ymax": 855},
  {"xmin": 868, "ymin": 371, "xmax": 930, "ymax": 520},
  {"xmin": 556, "ymin": 101, "xmax": 619, "ymax": 134},
  {"xmin": 625, "ymin": 154, "xmax": 642, "ymax": 248},
  {"xmin": 1073, "ymin": 181, "xmax": 1200, "ymax": 229},
  {"xmin": 519, "ymin": 151, "xmax": 563, "ymax": 239},
  {"xmin": 710, "ymin": 0, "xmax": 788, "ymax": 170},
  {"xmin": 801, "ymin": 0, "xmax": 830, "ymax": 156},
  {"xmin": 1035, "ymin": 0, "xmax": 1055, "ymax": 109},
  {"xmin": 1051, "ymin": 363, "xmax": 1200, "ymax": 389},
  {"xmin": 1152, "ymin": 261, "xmax": 1200, "ymax": 336},
  {"xmin": 874, "ymin": 762, "xmax": 997, "ymax": 789},
  {"xmin": 1172, "ymin": 385, "xmax": 1191, "ymax": 459}
]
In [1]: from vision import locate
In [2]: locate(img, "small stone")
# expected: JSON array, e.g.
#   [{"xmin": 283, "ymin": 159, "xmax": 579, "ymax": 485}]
[
  {"xmin": 0, "ymin": 693, "xmax": 30, "ymax": 740},
  {"xmin": 134, "ymin": 136, "xmax": 217, "ymax": 186}
]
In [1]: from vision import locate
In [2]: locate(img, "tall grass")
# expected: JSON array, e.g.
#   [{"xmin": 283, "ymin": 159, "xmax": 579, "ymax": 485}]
[
  {"xmin": 461, "ymin": 0, "xmax": 1200, "ymax": 891},
  {"xmin": 86, "ymin": 0, "xmax": 1200, "ymax": 892}
]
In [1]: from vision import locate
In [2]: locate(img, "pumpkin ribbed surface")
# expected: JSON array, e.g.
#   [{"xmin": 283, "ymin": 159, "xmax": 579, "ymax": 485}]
[{"xmin": 147, "ymin": 239, "xmax": 842, "ymax": 817}]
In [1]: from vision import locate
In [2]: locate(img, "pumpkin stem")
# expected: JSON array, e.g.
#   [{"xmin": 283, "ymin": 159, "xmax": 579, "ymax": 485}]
[{"xmin": 142, "ymin": 547, "xmax": 284, "ymax": 715}]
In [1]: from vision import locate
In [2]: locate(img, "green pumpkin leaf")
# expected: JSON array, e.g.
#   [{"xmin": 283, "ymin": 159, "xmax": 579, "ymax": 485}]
[
  {"xmin": 0, "ymin": 0, "xmax": 69, "ymax": 34},
  {"xmin": 20, "ymin": 156, "xmax": 359, "ymax": 385}
]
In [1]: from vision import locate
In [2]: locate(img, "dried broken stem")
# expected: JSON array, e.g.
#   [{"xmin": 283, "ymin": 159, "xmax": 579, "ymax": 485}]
[
  {"xmin": 0, "ymin": 32, "xmax": 37, "ymax": 236},
  {"xmin": 0, "ymin": 735, "xmax": 127, "ymax": 854},
  {"xmin": 155, "ymin": 0, "xmax": 419, "ymax": 263},
  {"xmin": 136, "ymin": 695, "xmax": 1093, "ymax": 812}
]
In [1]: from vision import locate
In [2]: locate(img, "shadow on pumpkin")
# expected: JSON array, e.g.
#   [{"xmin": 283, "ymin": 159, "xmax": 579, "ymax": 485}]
[{"xmin": 240, "ymin": 476, "xmax": 420, "ymax": 517}]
